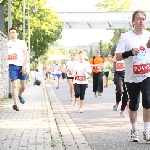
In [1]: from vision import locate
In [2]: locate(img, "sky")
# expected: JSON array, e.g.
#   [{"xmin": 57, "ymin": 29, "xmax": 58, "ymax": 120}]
[{"xmin": 47, "ymin": 0, "xmax": 150, "ymax": 46}]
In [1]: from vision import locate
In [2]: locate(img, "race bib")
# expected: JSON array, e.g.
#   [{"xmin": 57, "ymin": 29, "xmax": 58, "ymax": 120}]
[
  {"xmin": 76, "ymin": 76, "xmax": 86, "ymax": 81},
  {"xmin": 116, "ymin": 60, "xmax": 125, "ymax": 71},
  {"xmin": 7, "ymin": 53, "xmax": 17, "ymax": 60},
  {"xmin": 133, "ymin": 63, "xmax": 150, "ymax": 75},
  {"xmin": 97, "ymin": 66, "xmax": 102, "ymax": 71},
  {"xmin": 133, "ymin": 45, "xmax": 150, "ymax": 76}
]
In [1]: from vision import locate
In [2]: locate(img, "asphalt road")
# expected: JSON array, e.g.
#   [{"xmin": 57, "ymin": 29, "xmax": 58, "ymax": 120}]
[{"xmin": 48, "ymin": 79, "xmax": 150, "ymax": 150}]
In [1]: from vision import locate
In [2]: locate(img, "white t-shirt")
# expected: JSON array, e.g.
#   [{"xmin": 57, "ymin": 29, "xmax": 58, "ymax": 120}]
[
  {"xmin": 34, "ymin": 71, "xmax": 42, "ymax": 81},
  {"xmin": 53, "ymin": 64, "xmax": 61, "ymax": 74},
  {"xmin": 66, "ymin": 60, "xmax": 76, "ymax": 77},
  {"xmin": 71, "ymin": 60, "xmax": 91, "ymax": 84},
  {"xmin": 116, "ymin": 30, "xmax": 150, "ymax": 83},
  {"xmin": 6, "ymin": 39, "xmax": 28, "ymax": 66}
]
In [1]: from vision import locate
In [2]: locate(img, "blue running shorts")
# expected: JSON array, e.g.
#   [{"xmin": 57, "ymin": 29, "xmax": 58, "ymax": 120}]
[
  {"xmin": 9, "ymin": 64, "xmax": 27, "ymax": 82},
  {"xmin": 54, "ymin": 74, "xmax": 61, "ymax": 78}
]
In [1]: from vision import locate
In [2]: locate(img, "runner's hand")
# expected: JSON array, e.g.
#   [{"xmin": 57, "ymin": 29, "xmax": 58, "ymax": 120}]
[
  {"xmin": 20, "ymin": 67, "xmax": 27, "ymax": 75},
  {"xmin": 132, "ymin": 48, "xmax": 139, "ymax": 55}
]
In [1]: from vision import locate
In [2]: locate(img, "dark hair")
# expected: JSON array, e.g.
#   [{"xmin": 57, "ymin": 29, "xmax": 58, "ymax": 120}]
[
  {"xmin": 9, "ymin": 27, "xmax": 19, "ymax": 33},
  {"xmin": 78, "ymin": 50, "xmax": 83, "ymax": 54},
  {"xmin": 36, "ymin": 69, "xmax": 38, "ymax": 72},
  {"xmin": 132, "ymin": 10, "xmax": 146, "ymax": 26}
]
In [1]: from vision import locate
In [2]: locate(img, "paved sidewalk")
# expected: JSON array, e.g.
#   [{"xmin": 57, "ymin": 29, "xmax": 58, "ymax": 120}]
[
  {"xmin": 0, "ymin": 83, "xmax": 63, "ymax": 150},
  {"xmin": 46, "ymin": 83, "xmax": 91, "ymax": 150},
  {"xmin": 1, "ymin": 80, "xmax": 150, "ymax": 150}
]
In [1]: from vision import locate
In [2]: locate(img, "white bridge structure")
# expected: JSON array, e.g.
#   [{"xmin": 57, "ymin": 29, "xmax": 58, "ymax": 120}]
[{"xmin": 58, "ymin": 11, "xmax": 150, "ymax": 29}]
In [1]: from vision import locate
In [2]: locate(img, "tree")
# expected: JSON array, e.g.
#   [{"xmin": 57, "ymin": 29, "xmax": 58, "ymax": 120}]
[
  {"xmin": 95, "ymin": 0, "xmax": 133, "ymax": 48},
  {"xmin": 1, "ymin": 0, "xmax": 62, "ymax": 59},
  {"xmin": 95, "ymin": 0, "xmax": 133, "ymax": 12}
]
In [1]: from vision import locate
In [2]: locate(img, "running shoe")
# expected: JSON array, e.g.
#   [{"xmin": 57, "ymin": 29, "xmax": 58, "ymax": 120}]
[
  {"xmin": 56, "ymin": 86, "xmax": 59, "ymax": 89},
  {"xmin": 13, "ymin": 104, "xmax": 19, "ymax": 111},
  {"xmin": 94, "ymin": 92, "xmax": 97, "ymax": 97},
  {"xmin": 98, "ymin": 92, "xmax": 101, "ymax": 96},
  {"xmin": 143, "ymin": 132, "xmax": 150, "ymax": 141},
  {"xmin": 130, "ymin": 130, "xmax": 139, "ymax": 142},
  {"xmin": 18, "ymin": 95, "xmax": 25, "ymax": 104},
  {"xmin": 79, "ymin": 108, "xmax": 83, "ymax": 113},
  {"xmin": 120, "ymin": 112, "xmax": 127, "ymax": 117},
  {"xmin": 71, "ymin": 97, "xmax": 74, "ymax": 101},
  {"xmin": 113, "ymin": 105, "xmax": 118, "ymax": 111}
]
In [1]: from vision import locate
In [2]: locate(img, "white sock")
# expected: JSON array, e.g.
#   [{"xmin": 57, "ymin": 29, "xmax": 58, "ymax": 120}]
[
  {"xmin": 144, "ymin": 122, "xmax": 150, "ymax": 132},
  {"xmin": 132, "ymin": 122, "xmax": 138, "ymax": 131}
]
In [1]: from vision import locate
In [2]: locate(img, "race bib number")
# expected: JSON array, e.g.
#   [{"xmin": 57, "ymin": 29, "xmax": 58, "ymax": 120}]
[
  {"xmin": 97, "ymin": 66, "xmax": 102, "ymax": 71},
  {"xmin": 133, "ymin": 63, "xmax": 150, "ymax": 74},
  {"xmin": 116, "ymin": 60, "xmax": 125, "ymax": 71},
  {"xmin": 76, "ymin": 76, "xmax": 86, "ymax": 81},
  {"xmin": 7, "ymin": 53, "xmax": 17, "ymax": 60},
  {"xmin": 133, "ymin": 45, "xmax": 150, "ymax": 76}
]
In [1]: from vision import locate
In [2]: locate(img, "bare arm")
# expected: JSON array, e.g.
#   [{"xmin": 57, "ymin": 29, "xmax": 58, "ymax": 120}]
[
  {"xmin": 108, "ymin": 54, "xmax": 117, "ymax": 62},
  {"xmin": 23, "ymin": 50, "xmax": 29, "ymax": 67},
  {"xmin": 115, "ymin": 53, "xmax": 124, "ymax": 61}
]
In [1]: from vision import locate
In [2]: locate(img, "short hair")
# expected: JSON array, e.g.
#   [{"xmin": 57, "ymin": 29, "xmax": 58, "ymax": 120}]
[
  {"xmin": 9, "ymin": 27, "xmax": 19, "ymax": 33},
  {"xmin": 70, "ymin": 52, "xmax": 75, "ymax": 56}
]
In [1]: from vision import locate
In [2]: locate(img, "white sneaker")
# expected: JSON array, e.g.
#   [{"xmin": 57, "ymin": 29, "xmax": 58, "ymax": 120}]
[
  {"xmin": 79, "ymin": 108, "xmax": 83, "ymax": 113},
  {"xmin": 98, "ymin": 92, "xmax": 101, "ymax": 96},
  {"xmin": 72, "ymin": 100, "xmax": 77, "ymax": 106},
  {"xmin": 94, "ymin": 92, "xmax": 97, "ymax": 97},
  {"xmin": 130, "ymin": 130, "xmax": 139, "ymax": 142},
  {"xmin": 143, "ymin": 131, "xmax": 150, "ymax": 141}
]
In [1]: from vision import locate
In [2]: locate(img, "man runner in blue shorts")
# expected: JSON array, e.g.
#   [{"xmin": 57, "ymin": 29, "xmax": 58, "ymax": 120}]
[{"xmin": 6, "ymin": 27, "xmax": 29, "ymax": 111}]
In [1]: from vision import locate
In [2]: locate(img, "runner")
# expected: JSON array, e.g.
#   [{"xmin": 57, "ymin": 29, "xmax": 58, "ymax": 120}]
[
  {"xmin": 108, "ymin": 32, "xmax": 129, "ymax": 117},
  {"xmin": 6, "ymin": 27, "xmax": 29, "ymax": 111},
  {"xmin": 52, "ymin": 60, "xmax": 62, "ymax": 89},
  {"xmin": 70, "ymin": 51, "xmax": 91, "ymax": 113},
  {"xmin": 61, "ymin": 64, "xmax": 66, "ymax": 82},
  {"xmin": 89, "ymin": 50, "xmax": 104, "ymax": 97},
  {"xmin": 115, "ymin": 10, "xmax": 150, "ymax": 142},
  {"xmin": 103, "ymin": 57, "xmax": 112, "ymax": 88},
  {"xmin": 45, "ymin": 65, "xmax": 51, "ymax": 81},
  {"xmin": 66, "ymin": 53, "xmax": 76, "ymax": 100}
]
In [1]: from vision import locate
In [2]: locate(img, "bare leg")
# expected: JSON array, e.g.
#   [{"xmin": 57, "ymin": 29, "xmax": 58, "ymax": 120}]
[
  {"xmin": 18, "ymin": 80, "xmax": 26, "ymax": 96},
  {"xmin": 12, "ymin": 80, "xmax": 18, "ymax": 104},
  {"xmin": 129, "ymin": 110, "xmax": 137, "ymax": 123},
  {"xmin": 106, "ymin": 77, "xmax": 108, "ymax": 85},
  {"xmin": 103, "ymin": 75, "xmax": 106, "ymax": 85},
  {"xmin": 143, "ymin": 108, "xmax": 150, "ymax": 122},
  {"xmin": 79, "ymin": 99, "xmax": 83, "ymax": 109},
  {"xmin": 68, "ymin": 79, "xmax": 74, "ymax": 98}
]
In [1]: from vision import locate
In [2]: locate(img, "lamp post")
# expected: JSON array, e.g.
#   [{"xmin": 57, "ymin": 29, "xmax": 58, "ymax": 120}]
[
  {"xmin": 27, "ymin": 0, "xmax": 38, "ymax": 72},
  {"xmin": 23, "ymin": 0, "xmax": 25, "ymax": 41},
  {"xmin": 8, "ymin": 0, "xmax": 12, "ymax": 98}
]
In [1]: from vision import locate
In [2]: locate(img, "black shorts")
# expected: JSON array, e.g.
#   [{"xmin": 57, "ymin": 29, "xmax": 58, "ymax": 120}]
[
  {"xmin": 126, "ymin": 77, "xmax": 150, "ymax": 111},
  {"xmin": 67, "ymin": 76, "xmax": 74, "ymax": 80},
  {"xmin": 103, "ymin": 72, "xmax": 109, "ymax": 77}
]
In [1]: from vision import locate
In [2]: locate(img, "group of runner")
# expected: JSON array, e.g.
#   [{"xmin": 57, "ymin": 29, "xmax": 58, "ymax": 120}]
[{"xmin": 6, "ymin": 10, "xmax": 150, "ymax": 143}]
